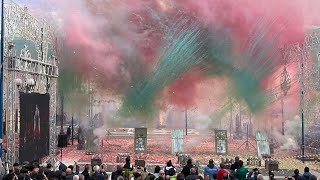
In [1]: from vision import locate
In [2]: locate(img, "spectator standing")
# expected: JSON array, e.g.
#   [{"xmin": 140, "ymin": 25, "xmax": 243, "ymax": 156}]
[
  {"xmin": 235, "ymin": 161, "xmax": 248, "ymax": 180},
  {"xmin": 182, "ymin": 159, "xmax": 198, "ymax": 177},
  {"xmin": 204, "ymin": 159, "xmax": 218, "ymax": 180},
  {"xmin": 216, "ymin": 163, "xmax": 229, "ymax": 180},
  {"xmin": 112, "ymin": 165, "xmax": 123, "ymax": 180},
  {"xmin": 154, "ymin": 166, "xmax": 161, "ymax": 179}
]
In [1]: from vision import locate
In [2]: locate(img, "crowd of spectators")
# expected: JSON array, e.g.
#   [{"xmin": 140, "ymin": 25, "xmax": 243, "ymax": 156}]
[{"xmin": 0, "ymin": 156, "xmax": 318, "ymax": 180}]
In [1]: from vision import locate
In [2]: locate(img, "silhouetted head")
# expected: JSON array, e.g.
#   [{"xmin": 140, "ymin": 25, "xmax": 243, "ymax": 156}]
[{"xmin": 187, "ymin": 159, "xmax": 192, "ymax": 165}]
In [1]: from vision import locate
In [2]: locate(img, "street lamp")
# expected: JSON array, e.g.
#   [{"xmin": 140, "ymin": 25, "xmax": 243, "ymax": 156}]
[{"xmin": 15, "ymin": 78, "xmax": 36, "ymax": 92}]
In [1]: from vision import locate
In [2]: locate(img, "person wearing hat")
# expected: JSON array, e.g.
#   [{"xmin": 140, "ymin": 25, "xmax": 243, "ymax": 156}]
[{"xmin": 204, "ymin": 159, "xmax": 218, "ymax": 180}]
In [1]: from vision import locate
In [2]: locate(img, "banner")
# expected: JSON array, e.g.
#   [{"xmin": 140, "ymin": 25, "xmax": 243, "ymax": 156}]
[
  {"xmin": 171, "ymin": 129, "xmax": 184, "ymax": 154},
  {"xmin": 256, "ymin": 131, "xmax": 270, "ymax": 158},
  {"xmin": 215, "ymin": 130, "xmax": 228, "ymax": 155},
  {"xmin": 134, "ymin": 128, "xmax": 147, "ymax": 153},
  {"xmin": 19, "ymin": 93, "xmax": 50, "ymax": 162}
]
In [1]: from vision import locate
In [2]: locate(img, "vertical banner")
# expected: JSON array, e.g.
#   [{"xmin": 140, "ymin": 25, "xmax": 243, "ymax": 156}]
[
  {"xmin": 215, "ymin": 130, "xmax": 228, "ymax": 155},
  {"xmin": 256, "ymin": 131, "xmax": 270, "ymax": 158},
  {"xmin": 171, "ymin": 129, "xmax": 184, "ymax": 154},
  {"xmin": 19, "ymin": 93, "xmax": 50, "ymax": 163},
  {"xmin": 134, "ymin": 128, "xmax": 147, "ymax": 153}
]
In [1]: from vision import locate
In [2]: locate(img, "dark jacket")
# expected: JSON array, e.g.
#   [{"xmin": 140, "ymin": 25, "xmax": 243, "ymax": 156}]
[
  {"xmin": 123, "ymin": 163, "xmax": 133, "ymax": 171},
  {"xmin": 90, "ymin": 173, "xmax": 104, "ymax": 180},
  {"xmin": 182, "ymin": 164, "xmax": 197, "ymax": 177},
  {"xmin": 65, "ymin": 174, "xmax": 74, "ymax": 180},
  {"xmin": 82, "ymin": 169, "xmax": 90, "ymax": 180},
  {"xmin": 302, "ymin": 172, "xmax": 312, "ymax": 180},
  {"xmin": 186, "ymin": 174, "xmax": 198, "ymax": 180},
  {"xmin": 111, "ymin": 171, "xmax": 123, "ymax": 180}
]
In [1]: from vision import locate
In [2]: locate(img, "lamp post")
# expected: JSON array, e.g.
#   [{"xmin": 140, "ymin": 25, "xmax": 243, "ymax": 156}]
[
  {"xmin": 60, "ymin": 91, "xmax": 64, "ymax": 134},
  {"xmin": 0, "ymin": 0, "xmax": 5, "ymax": 160},
  {"xmin": 300, "ymin": 44, "xmax": 305, "ymax": 163}
]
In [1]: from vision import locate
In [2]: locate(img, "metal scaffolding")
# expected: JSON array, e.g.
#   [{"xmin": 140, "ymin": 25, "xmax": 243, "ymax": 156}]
[
  {"xmin": 280, "ymin": 27, "xmax": 320, "ymax": 162},
  {"xmin": 2, "ymin": 1, "xmax": 58, "ymax": 167}
]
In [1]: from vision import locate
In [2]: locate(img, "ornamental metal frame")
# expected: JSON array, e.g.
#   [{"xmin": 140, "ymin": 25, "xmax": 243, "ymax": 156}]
[
  {"xmin": 279, "ymin": 28, "xmax": 320, "ymax": 162},
  {"xmin": 2, "ymin": 0, "xmax": 58, "ymax": 167}
]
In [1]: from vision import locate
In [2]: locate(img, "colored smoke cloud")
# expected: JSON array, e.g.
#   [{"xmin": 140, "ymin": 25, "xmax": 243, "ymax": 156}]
[{"xmin": 20, "ymin": 0, "xmax": 320, "ymax": 123}]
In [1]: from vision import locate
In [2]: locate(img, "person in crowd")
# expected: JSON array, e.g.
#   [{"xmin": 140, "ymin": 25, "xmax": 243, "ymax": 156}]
[
  {"xmin": 213, "ymin": 173, "xmax": 217, "ymax": 180},
  {"xmin": 123, "ymin": 156, "xmax": 134, "ymax": 176},
  {"xmin": 309, "ymin": 175, "xmax": 317, "ymax": 180},
  {"xmin": 176, "ymin": 173, "xmax": 185, "ymax": 180},
  {"xmin": 112, "ymin": 165, "xmax": 123, "ymax": 180},
  {"xmin": 222, "ymin": 174, "xmax": 228, "ymax": 180},
  {"xmin": 229, "ymin": 157, "xmax": 239, "ymax": 179},
  {"xmin": 44, "ymin": 163, "xmax": 53, "ymax": 177},
  {"xmin": 216, "ymin": 163, "xmax": 229, "ymax": 180},
  {"xmin": 123, "ymin": 171, "xmax": 131, "ymax": 180},
  {"xmin": 204, "ymin": 159, "xmax": 218, "ymax": 180},
  {"xmin": 82, "ymin": 164, "xmax": 90, "ymax": 180},
  {"xmin": 100, "ymin": 164, "xmax": 108, "ymax": 177},
  {"xmin": 65, "ymin": 168, "xmax": 74, "ymax": 180},
  {"xmin": 164, "ymin": 161, "xmax": 175, "ymax": 176},
  {"xmin": 156, "ymin": 170, "xmax": 165, "ymax": 180},
  {"xmin": 79, "ymin": 174, "xmax": 85, "ymax": 180},
  {"xmin": 268, "ymin": 171, "xmax": 275, "ymax": 180},
  {"xmin": 117, "ymin": 176, "xmax": 124, "ymax": 180},
  {"xmin": 90, "ymin": 165, "xmax": 104, "ymax": 180},
  {"xmin": 204, "ymin": 174, "xmax": 210, "ymax": 180},
  {"xmin": 256, "ymin": 174, "xmax": 263, "ymax": 180},
  {"xmin": 68, "ymin": 162, "xmax": 80, "ymax": 176},
  {"xmin": 103, "ymin": 174, "xmax": 109, "ymax": 180},
  {"xmin": 133, "ymin": 173, "xmax": 142, "ymax": 180},
  {"xmin": 149, "ymin": 174, "xmax": 156, "ymax": 180},
  {"xmin": 154, "ymin": 166, "xmax": 161, "ymax": 179},
  {"xmin": 19, "ymin": 167, "xmax": 31, "ymax": 180},
  {"xmin": 302, "ymin": 167, "xmax": 312, "ymax": 180},
  {"xmin": 182, "ymin": 159, "xmax": 198, "ymax": 177},
  {"xmin": 74, "ymin": 175, "xmax": 80, "ymax": 180},
  {"xmin": 247, "ymin": 168, "xmax": 259, "ymax": 180},
  {"xmin": 186, "ymin": 168, "xmax": 198, "ymax": 180},
  {"xmin": 235, "ymin": 160, "xmax": 248, "ymax": 180},
  {"xmin": 293, "ymin": 169, "xmax": 300, "ymax": 180},
  {"xmin": 167, "ymin": 168, "xmax": 176, "ymax": 180}
]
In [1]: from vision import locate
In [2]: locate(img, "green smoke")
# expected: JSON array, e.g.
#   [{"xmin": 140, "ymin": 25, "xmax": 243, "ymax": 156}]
[{"xmin": 121, "ymin": 17, "xmax": 283, "ymax": 117}]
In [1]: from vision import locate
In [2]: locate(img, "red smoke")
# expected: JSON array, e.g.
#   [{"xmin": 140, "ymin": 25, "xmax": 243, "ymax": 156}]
[{"xmin": 164, "ymin": 70, "xmax": 204, "ymax": 108}]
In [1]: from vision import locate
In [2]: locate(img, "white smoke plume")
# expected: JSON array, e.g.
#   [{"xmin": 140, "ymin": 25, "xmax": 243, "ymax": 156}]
[{"xmin": 280, "ymin": 115, "xmax": 301, "ymax": 150}]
